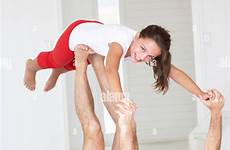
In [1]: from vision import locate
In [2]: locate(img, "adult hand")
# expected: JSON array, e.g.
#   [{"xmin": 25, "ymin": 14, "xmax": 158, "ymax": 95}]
[
  {"xmin": 75, "ymin": 44, "xmax": 95, "ymax": 54},
  {"xmin": 113, "ymin": 98, "xmax": 137, "ymax": 127},
  {"xmin": 73, "ymin": 44, "xmax": 94, "ymax": 67},
  {"xmin": 201, "ymin": 89, "xmax": 224, "ymax": 113},
  {"xmin": 199, "ymin": 91, "xmax": 212, "ymax": 101}
]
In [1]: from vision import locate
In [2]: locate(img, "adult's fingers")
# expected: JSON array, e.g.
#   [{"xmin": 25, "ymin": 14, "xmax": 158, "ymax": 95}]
[
  {"xmin": 115, "ymin": 102, "xmax": 133, "ymax": 115},
  {"xmin": 218, "ymin": 95, "xmax": 224, "ymax": 104},
  {"xmin": 212, "ymin": 89, "xmax": 221, "ymax": 101},
  {"xmin": 207, "ymin": 90, "xmax": 213, "ymax": 98},
  {"xmin": 118, "ymin": 99, "xmax": 134, "ymax": 112},
  {"xmin": 117, "ymin": 101, "xmax": 131, "ymax": 112},
  {"xmin": 122, "ymin": 98, "xmax": 137, "ymax": 112}
]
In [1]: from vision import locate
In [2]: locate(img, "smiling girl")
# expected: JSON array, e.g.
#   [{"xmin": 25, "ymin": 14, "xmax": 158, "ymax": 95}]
[{"xmin": 23, "ymin": 19, "xmax": 210, "ymax": 100}]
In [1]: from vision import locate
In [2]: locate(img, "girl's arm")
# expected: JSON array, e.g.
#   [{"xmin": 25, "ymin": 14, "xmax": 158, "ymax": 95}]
[
  {"xmin": 105, "ymin": 42, "xmax": 124, "ymax": 94},
  {"xmin": 169, "ymin": 64, "xmax": 209, "ymax": 99}
]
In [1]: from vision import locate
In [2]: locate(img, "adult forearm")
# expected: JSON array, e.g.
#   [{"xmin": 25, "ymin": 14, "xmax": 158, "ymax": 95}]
[
  {"xmin": 205, "ymin": 111, "xmax": 222, "ymax": 150},
  {"xmin": 105, "ymin": 69, "xmax": 123, "ymax": 93}
]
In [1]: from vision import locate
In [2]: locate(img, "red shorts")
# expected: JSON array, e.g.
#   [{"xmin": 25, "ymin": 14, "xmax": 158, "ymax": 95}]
[{"xmin": 36, "ymin": 19, "xmax": 103, "ymax": 70}]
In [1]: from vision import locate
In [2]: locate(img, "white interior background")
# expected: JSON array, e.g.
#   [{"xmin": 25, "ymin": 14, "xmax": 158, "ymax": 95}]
[{"xmin": 0, "ymin": 0, "xmax": 229, "ymax": 150}]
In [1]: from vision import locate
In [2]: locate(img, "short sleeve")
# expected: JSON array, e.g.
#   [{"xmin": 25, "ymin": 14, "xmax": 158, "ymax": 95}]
[{"xmin": 108, "ymin": 26, "xmax": 135, "ymax": 58}]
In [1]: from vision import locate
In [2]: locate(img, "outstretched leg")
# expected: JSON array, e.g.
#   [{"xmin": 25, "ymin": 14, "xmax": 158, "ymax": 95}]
[
  {"xmin": 88, "ymin": 54, "xmax": 139, "ymax": 150},
  {"xmin": 74, "ymin": 48, "xmax": 104, "ymax": 150},
  {"xmin": 43, "ymin": 67, "xmax": 69, "ymax": 92},
  {"xmin": 24, "ymin": 57, "xmax": 70, "ymax": 91},
  {"xmin": 24, "ymin": 20, "xmax": 102, "ymax": 91}
]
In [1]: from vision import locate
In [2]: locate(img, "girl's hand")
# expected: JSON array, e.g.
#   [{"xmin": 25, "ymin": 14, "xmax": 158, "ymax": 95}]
[
  {"xmin": 201, "ymin": 89, "xmax": 224, "ymax": 112},
  {"xmin": 199, "ymin": 91, "xmax": 213, "ymax": 101}
]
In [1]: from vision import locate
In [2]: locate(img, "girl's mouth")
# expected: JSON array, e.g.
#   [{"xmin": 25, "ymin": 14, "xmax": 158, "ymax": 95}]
[{"xmin": 134, "ymin": 53, "xmax": 139, "ymax": 61}]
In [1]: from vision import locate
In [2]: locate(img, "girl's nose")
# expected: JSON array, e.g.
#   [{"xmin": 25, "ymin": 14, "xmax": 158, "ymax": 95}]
[{"xmin": 141, "ymin": 53, "xmax": 149, "ymax": 61}]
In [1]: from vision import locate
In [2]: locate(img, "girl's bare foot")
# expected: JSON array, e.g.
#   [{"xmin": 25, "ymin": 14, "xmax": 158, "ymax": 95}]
[
  {"xmin": 43, "ymin": 68, "xmax": 69, "ymax": 92},
  {"xmin": 23, "ymin": 58, "xmax": 41, "ymax": 91}
]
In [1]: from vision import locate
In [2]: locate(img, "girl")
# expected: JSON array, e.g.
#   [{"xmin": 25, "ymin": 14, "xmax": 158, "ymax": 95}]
[
  {"xmin": 23, "ymin": 19, "xmax": 212, "ymax": 150},
  {"xmin": 23, "ymin": 19, "xmax": 210, "ymax": 98}
]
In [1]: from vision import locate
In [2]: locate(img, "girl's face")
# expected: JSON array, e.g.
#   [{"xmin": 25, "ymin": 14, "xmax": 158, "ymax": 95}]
[{"xmin": 129, "ymin": 33, "xmax": 162, "ymax": 63}]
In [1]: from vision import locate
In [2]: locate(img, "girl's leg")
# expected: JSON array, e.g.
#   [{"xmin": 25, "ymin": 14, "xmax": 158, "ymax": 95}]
[
  {"xmin": 36, "ymin": 19, "xmax": 103, "ymax": 70},
  {"xmin": 43, "ymin": 52, "xmax": 91, "ymax": 92},
  {"xmin": 24, "ymin": 28, "xmax": 74, "ymax": 91},
  {"xmin": 74, "ymin": 48, "xmax": 104, "ymax": 150},
  {"xmin": 24, "ymin": 20, "xmax": 102, "ymax": 91},
  {"xmin": 23, "ymin": 58, "xmax": 42, "ymax": 91},
  {"xmin": 24, "ymin": 50, "xmax": 73, "ymax": 91},
  {"xmin": 24, "ymin": 20, "xmax": 83, "ymax": 91},
  {"xmin": 43, "ymin": 67, "xmax": 69, "ymax": 91}
]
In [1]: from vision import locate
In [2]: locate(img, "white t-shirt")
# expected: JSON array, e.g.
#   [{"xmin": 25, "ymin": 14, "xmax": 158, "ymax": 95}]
[{"xmin": 68, "ymin": 22, "xmax": 137, "ymax": 58}]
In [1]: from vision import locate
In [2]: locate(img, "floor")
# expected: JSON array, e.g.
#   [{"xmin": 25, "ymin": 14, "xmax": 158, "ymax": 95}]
[{"xmin": 105, "ymin": 140, "xmax": 188, "ymax": 150}]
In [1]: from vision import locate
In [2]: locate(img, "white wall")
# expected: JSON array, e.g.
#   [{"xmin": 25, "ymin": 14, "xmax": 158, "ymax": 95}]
[
  {"xmin": 1, "ymin": 0, "xmax": 69, "ymax": 150},
  {"xmin": 61, "ymin": 0, "xmax": 98, "ymax": 26},
  {"xmin": 120, "ymin": 0, "xmax": 196, "ymax": 146},
  {"xmin": 0, "ymin": 0, "xmax": 3, "ymax": 149},
  {"xmin": 190, "ymin": 0, "xmax": 230, "ymax": 149}
]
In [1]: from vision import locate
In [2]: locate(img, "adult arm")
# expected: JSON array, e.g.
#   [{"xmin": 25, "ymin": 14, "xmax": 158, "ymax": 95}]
[{"xmin": 202, "ymin": 89, "xmax": 224, "ymax": 150}]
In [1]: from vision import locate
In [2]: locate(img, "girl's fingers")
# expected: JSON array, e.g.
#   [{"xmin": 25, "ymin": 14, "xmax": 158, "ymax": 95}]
[
  {"xmin": 198, "ymin": 95, "xmax": 203, "ymax": 100},
  {"xmin": 203, "ymin": 94, "xmax": 210, "ymax": 100},
  {"xmin": 207, "ymin": 90, "xmax": 212, "ymax": 96},
  {"xmin": 199, "ymin": 93, "xmax": 209, "ymax": 101}
]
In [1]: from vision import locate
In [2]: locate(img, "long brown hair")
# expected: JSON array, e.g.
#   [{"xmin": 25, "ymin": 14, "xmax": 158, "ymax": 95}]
[{"xmin": 140, "ymin": 25, "xmax": 171, "ymax": 94}]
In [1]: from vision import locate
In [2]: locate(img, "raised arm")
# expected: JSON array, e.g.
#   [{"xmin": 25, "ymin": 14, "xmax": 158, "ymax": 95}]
[
  {"xmin": 201, "ymin": 89, "xmax": 224, "ymax": 150},
  {"xmin": 169, "ymin": 64, "xmax": 209, "ymax": 99},
  {"xmin": 82, "ymin": 43, "xmax": 138, "ymax": 150}
]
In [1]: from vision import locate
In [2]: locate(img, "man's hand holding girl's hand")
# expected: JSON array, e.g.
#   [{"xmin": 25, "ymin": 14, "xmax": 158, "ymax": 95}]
[
  {"xmin": 73, "ymin": 44, "xmax": 95, "ymax": 67},
  {"xmin": 199, "ymin": 90, "xmax": 215, "ymax": 101},
  {"xmin": 200, "ymin": 89, "xmax": 224, "ymax": 113}
]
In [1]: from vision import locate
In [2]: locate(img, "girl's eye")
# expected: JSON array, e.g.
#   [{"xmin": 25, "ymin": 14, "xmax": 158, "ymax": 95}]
[{"xmin": 141, "ymin": 47, "xmax": 146, "ymax": 52}]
